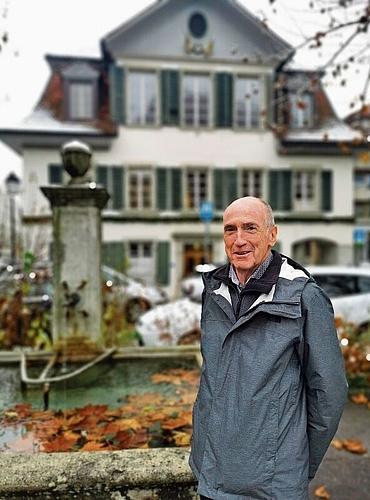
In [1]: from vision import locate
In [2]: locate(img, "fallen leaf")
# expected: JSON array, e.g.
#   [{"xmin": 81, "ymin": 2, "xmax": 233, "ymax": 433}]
[
  {"xmin": 115, "ymin": 429, "xmax": 149, "ymax": 449},
  {"xmin": 330, "ymin": 439, "xmax": 343, "ymax": 450},
  {"xmin": 315, "ymin": 485, "xmax": 330, "ymax": 499},
  {"xmin": 79, "ymin": 441, "xmax": 109, "ymax": 452},
  {"xmin": 41, "ymin": 434, "xmax": 78, "ymax": 452},
  {"xmin": 172, "ymin": 431, "xmax": 192, "ymax": 446},
  {"xmin": 350, "ymin": 393, "xmax": 369, "ymax": 405},
  {"xmin": 75, "ymin": 404, "xmax": 108, "ymax": 417},
  {"xmin": 162, "ymin": 415, "xmax": 191, "ymax": 430},
  {"xmin": 116, "ymin": 418, "xmax": 142, "ymax": 432},
  {"xmin": 342, "ymin": 439, "xmax": 367, "ymax": 454}
]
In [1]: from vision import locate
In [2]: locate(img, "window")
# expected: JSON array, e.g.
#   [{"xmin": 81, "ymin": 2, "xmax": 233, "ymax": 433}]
[
  {"xmin": 355, "ymin": 172, "xmax": 370, "ymax": 188},
  {"xmin": 129, "ymin": 242, "xmax": 153, "ymax": 283},
  {"xmin": 188, "ymin": 12, "xmax": 207, "ymax": 38},
  {"xmin": 69, "ymin": 82, "xmax": 94, "ymax": 120},
  {"xmin": 269, "ymin": 170, "xmax": 332, "ymax": 212},
  {"xmin": 62, "ymin": 62, "xmax": 99, "ymax": 122},
  {"xmin": 242, "ymin": 170, "xmax": 263, "ymax": 197},
  {"xmin": 355, "ymin": 202, "xmax": 370, "ymax": 219},
  {"xmin": 312, "ymin": 275, "xmax": 357, "ymax": 298},
  {"xmin": 293, "ymin": 171, "xmax": 318, "ymax": 211},
  {"xmin": 235, "ymin": 76, "xmax": 261, "ymax": 129},
  {"xmin": 128, "ymin": 71, "xmax": 157, "ymax": 125},
  {"xmin": 48, "ymin": 164, "xmax": 63, "ymax": 185},
  {"xmin": 291, "ymin": 93, "xmax": 313, "ymax": 128},
  {"xmin": 129, "ymin": 169, "xmax": 152, "ymax": 209},
  {"xmin": 185, "ymin": 169, "xmax": 208, "ymax": 209},
  {"xmin": 183, "ymin": 74, "xmax": 211, "ymax": 127},
  {"xmin": 358, "ymin": 276, "xmax": 370, "ymax": 293}
]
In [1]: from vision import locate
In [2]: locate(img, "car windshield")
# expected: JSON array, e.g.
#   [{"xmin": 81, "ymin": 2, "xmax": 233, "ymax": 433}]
[{"xmin": 101, "ymin": 266, "xmax": 131, "ymax": 287}]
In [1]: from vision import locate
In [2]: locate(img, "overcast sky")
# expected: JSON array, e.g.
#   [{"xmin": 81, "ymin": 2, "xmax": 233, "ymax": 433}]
[{"xmin": 0, "ymin": 0, "xmax": 368, "ymax": 183}]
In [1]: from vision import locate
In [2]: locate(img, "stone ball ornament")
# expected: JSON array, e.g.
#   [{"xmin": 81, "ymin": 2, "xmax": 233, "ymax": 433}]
[{"xmin": 61, "ymin": 140, "xmax": 92, "ymax": 184}]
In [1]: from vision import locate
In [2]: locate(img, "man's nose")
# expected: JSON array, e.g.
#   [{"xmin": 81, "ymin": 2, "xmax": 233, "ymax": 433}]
[{"xmin": 234, "ymin": 228, "xmax": 247, "ymax": 245}]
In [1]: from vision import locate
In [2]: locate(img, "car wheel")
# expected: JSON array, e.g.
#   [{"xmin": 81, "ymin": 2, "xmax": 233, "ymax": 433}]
[
  {"xmin": 177, "ymin": 328, "xmax": 201, "ymax": 345},
  {"xmin": 125, "ymin": 298, "xmax": 150, "ymax": 323}
]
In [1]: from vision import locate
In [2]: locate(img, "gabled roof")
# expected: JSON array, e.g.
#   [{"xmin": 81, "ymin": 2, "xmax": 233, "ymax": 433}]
[
  {"xmin": 280, "ymin": 120, "xmax": 364, "ymax": 155},
  {"xmin": 101, "ymin": 0, "xmax": 293, "ymax": 66},
  {"xmin": 0, "ymin": 108, "xmax": 115, "ymax": 155}
]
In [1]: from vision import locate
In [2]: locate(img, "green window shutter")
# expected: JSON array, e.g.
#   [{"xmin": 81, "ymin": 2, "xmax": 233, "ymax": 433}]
[
  {"xmin": 156, "ymin": 241, "xmax": 170, "ymax": 285},
  {"xmin": 161, "ymin": 70, "xmax": 180, "ymax": 126},
  {"xmin": 156, "ymin": 168, "xmax": 182, "ymax": 210},
  {"xmin": 109, "ymin": 64, "xmax": 125, "ymax": 124},
  {"xmin": 215, "ymin": 72, "xmax": 233, "ymax": 128},
  {"xmin": 97, "ymin": 166, "xmax": 124, "ymax": 209},
  {"xmin": 269, "ymin": 170, "xmax": 292, "ymax": 210},
  {"xmin": 112, "ymin": 167, "xmax": 124, "ymax": 209},
  {"xmin": 156, "ymin": 168, "xmax": 168, "ymax": 210},
  {"xmin": 172, "ymin": 168, "xmax": 182, "ymax": 210},
  {"xmin": 102, "ymin": 242, "xmax": 126, "ymax": 273},
  {"xmin": 321, "ymin": 171, "xmax": 332, "ymax": 212},
  {"xmin": 96, "ymin": 166, "xmax": 108, "ymax": 186},
  {"xmin": 213, "ymin": 169, "xmax": 237, "ymax": 210},
  {"xmin": 48, "ymin": 164, "xmax": 63, "ymax": 184}
]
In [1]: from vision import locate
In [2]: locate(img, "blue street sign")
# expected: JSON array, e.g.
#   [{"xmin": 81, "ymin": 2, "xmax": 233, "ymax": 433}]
[{"xmin": 200, "ymin": 200, "xmax": 214, "ymax": 222}]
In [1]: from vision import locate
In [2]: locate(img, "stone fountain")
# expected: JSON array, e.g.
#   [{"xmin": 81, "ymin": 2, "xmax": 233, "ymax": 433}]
[{"xmin": 41, "ymin": 140, "xmax": 110, "ymax": 356}]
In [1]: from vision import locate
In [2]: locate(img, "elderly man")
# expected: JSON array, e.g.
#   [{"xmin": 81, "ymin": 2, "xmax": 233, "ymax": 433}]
[{"xmin": 189, "ymin": 196, "xmax": 348, "ymax": 500}]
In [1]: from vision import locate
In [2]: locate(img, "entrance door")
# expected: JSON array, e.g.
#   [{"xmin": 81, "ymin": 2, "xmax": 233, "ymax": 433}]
[{"xmin": 183, "ymin": 243, "xmax": 212, "ymax": 276}]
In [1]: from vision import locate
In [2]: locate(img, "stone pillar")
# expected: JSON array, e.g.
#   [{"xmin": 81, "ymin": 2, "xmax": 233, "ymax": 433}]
[{"xmin": 41, "ymin": 141, "xmax": 109, "ymax": 350}]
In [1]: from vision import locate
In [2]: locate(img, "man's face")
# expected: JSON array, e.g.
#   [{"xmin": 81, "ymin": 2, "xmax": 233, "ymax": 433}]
[{"xmin": 223, "ymin": 198, "xmax": 277, "ymax": 284}]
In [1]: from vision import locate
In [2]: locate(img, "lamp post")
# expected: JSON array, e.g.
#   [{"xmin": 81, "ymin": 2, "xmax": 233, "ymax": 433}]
[{"xmin": 5, "ymin": 172, "xmax": 21, "ymax": 265}]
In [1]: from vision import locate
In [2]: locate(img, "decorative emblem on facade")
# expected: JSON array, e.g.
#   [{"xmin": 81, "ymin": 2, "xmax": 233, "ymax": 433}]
[{"xmin": 184, "ymin": 36, "xmax": 214, "ymax": 57}]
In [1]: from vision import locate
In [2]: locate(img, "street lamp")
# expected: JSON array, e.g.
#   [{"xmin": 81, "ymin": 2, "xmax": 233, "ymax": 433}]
[{"xmin": 5, "ymin": 172, "xmax": 21, "ymax": 265}]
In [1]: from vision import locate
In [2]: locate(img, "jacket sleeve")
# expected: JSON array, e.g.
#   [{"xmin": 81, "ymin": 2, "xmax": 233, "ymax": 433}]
[{"xmin": 299, "ymin": 282, "xmax": 348, "ymax": 480}]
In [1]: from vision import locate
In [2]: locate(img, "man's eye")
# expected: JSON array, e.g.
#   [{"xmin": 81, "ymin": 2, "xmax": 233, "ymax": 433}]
[{"xmin": 246, "ymin": 226, "xmax": 257, "ymax": 232}]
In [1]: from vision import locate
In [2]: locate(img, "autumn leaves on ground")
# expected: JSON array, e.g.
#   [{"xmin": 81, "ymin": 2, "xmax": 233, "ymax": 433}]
[
  {"xmin": 0, "ymin": 369, "xmax": 370, "ymax": 500},
  {"xmin": 0, "ymin": 368, "xmax": 199, "ymax": 453}
]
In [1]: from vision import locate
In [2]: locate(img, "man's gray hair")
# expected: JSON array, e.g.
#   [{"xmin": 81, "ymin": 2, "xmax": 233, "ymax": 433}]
[{"xmin": 261, "ymin": 199, "xmax": 275, "ymax": 228}]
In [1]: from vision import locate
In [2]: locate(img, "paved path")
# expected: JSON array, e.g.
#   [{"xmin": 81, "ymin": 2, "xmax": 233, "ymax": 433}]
[{"xmin": 308, "ymin": 400, "xmax": 370, "ymax": 500}]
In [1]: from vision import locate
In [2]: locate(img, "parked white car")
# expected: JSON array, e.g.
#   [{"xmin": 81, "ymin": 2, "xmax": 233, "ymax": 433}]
[
  {"xmin": 307, "ymin": 265, "xmax": 370, "ymax": 331},
  {"xmin": 139, "ymin": 264, "xmax": 370, "ymax": 346},
  {"xmin": 181, "ymin": 263, "xmax": 217, "ymax": 302},
  {"xmin": 101, "ymin": 265, "xmax": 168, "ymax": 322},
  {"xmin": 135, "ymin": 297, "xmax": 201, "ymax": 346}
]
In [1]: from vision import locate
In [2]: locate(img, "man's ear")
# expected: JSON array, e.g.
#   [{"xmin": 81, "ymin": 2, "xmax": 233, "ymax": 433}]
[{"xmin": 269, "ymin": 226, "xmax": 278, "ymax": 247}]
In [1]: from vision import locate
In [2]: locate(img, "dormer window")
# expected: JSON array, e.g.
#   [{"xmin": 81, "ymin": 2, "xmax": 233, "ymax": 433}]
[
  {"xmin": 291, "ymin": 93, "xmax": 313, "ymax": 128},
  {"xmin": 62, "ymin": 62, "xmax": 99, "ymax": 121},
  {"xmin": 69, "ymin": 82, "xmax": 94, "ymax": 120}
]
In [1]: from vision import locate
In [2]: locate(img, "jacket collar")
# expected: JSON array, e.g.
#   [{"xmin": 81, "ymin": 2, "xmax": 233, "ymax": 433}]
[{"xmin": 211, "ymin": 250, "xmax": 283, "ymax": 295}]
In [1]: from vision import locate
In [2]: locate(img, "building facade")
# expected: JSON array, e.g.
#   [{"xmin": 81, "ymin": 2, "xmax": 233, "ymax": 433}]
[{"xmin": 0, "ymin": 0, "xmax": 363, "ymax": 297}]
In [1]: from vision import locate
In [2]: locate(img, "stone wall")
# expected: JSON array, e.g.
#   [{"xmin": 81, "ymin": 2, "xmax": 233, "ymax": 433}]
[{"xmin": 0, "ymin": 448, "xmax": 198, "ymax": 499}]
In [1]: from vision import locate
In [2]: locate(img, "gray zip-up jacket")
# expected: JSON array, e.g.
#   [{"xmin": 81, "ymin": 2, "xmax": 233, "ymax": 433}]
[{"xmin": 189, "ymin": 252, "xmax": 348, "ymax": 500}]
